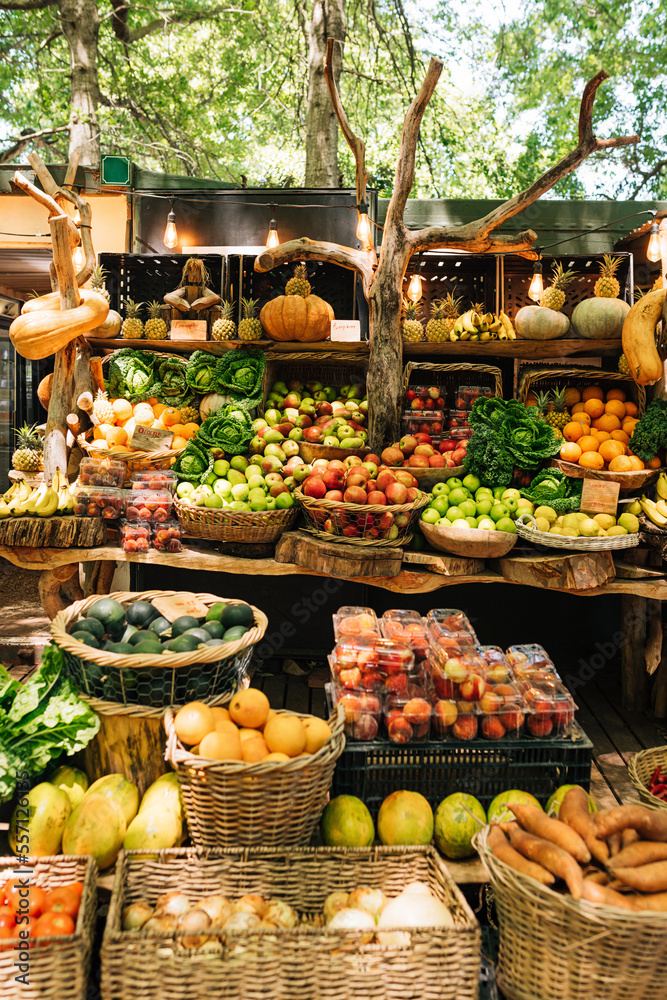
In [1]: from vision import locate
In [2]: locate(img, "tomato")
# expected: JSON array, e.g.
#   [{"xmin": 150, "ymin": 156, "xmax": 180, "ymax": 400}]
[
  {"xmin": 33, "ymin": 912, "xmax": 75, "ymax": 937},
  {"xmin": 42, "ymin": 888, "xmax": 80, "ymax": 919},
  {"xmin": 3, "ymin": 879, "xmax": 46, "ymax": 918},
  {"xmin": 0, "ymin": 905, "xmax": 15, "ymax": 929},
  {"xmin": 66, "ymin": 881, "xmax": 85, "ymax": 899},
  {"xmin": 0, "ymin": 924, "xmax": 14, "ymax": 952}
]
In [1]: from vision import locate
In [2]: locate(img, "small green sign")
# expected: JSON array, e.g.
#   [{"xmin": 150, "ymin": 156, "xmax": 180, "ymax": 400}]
[{"xmin": 101, "ymin": 155, "xmax": 132, "ymax": 187}]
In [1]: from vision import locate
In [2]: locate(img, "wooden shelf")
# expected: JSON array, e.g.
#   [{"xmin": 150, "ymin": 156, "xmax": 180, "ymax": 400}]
[{"xmin": 90, "ymin": 339, "xmax": 371, "ymax": 356}]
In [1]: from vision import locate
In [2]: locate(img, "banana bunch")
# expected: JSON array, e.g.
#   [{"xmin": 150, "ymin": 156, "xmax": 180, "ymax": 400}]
[
  {"xmin": 450, "ymin": 309, "xmax": 517, "ymax": 343},
  {"xmin": 0, "ymin": 470, "xmax": 74, "ymax": 519},
  {"xmin": 639, "ymin": 495, "xmax": 667, "ymax": 528},
  {"xmin": 656, "ymin": 471, "xmax": 667, "ymax": 502}
]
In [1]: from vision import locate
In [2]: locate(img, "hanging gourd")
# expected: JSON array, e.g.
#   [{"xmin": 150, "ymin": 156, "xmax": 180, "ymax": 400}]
[{"xmin": 260, "ymin": 264, "xmax": 334, "ymax": 342}]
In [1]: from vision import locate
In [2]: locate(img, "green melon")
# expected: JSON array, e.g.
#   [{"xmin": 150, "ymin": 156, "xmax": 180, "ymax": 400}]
[
  {"xmin": 9, "ymin": 782, "xmax": 71, "ymax": 857},
  {"xmin": 377, "ymin": 790, "xmax": 434, "ymax": 846},
  {"xmin": 434, "ymin": 793, "xmax": 486, "ymax": 859},
  {"xmin": 320, "ymin": 795, "xmax": 375, "ymax": 847},
  {"xmin": 487, "ymin": 790, "xmax": 543, "ymax": 824}
]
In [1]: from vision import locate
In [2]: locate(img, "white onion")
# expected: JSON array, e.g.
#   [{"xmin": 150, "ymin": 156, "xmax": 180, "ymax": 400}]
[
  {"xmin": 122, "ymin": 901, "xmax": 154, "ymax": 931},
  {"xmin": 233, "ymin": 894, "xmax": 267, "ymax": 917},
  {"xmin": 323, "ymin": 890, "xmax": 349, "ymax": 924},
  {"xmin": 346, "ymin": 886, "xmax": 387, "ymax": 920},
  {"xmin": 376, "ymin": 892, "xmax": 453, "ymax": 948},
  {"xmin": 144, "ymin": 914, "xmax": 178, "ymax": 935},
  {"xmin": 401, "ymin": 881, "xmax": 432, "ymax": 897},
  {"xmin": 327, "ymin": 907, "xmax": 376, "ymax": 943},
  {"xmin": 223, "ymin": 911, "xmax": 261, "ymax": 932},
  {"xmin": 177, "ymin": 908, "xmax": 212, "ymax": 949},
  {"xmin": 263, "ymin": 899, "xmax": 298, "ymax": 929},
  {"xmin": 155, "ymin": 891, "xmax": 191, "ymax": 917},
  {"xmin": 196, "ymin": 894, "xmax": 233, "ymax": 927}
]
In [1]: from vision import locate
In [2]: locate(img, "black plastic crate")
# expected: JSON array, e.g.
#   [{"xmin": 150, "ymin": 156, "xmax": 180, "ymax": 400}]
[
  {"xmin": 403, "ymin": 253, "xmax": 499, "ymax": 318},
  {"xmin": 99, "ymin": 253, "xmax": 224, "ymax": 314},
  {"xmin": 331, "ymin": 724, "xmax": 592, "ymax": 820}
]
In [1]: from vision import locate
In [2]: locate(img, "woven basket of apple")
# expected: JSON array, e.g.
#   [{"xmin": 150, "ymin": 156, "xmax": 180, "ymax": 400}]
[
  {"xmin": 294, "ymin": 463, "xmax": 430, "ymax": 547},
  {"xmin": 50, "ymin": 591, "xmax": 268, "ymax": 708}
]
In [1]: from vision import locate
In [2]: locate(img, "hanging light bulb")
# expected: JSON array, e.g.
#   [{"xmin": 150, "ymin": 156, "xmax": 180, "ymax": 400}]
[
  {"xmin": 266, "ymin": 213, "xmax": 280, "ymax": 249},
  {"xmin": 163, "ymin": 200, "xmax": 178, "ymax": 249},
  {"xmin": 647, "ymin": 221, "xmax": 662, "ymax": 263},
  {"xmin": 72, "ymin": 243, "xmax": 86, "ymax": 271},
  {"xmin": 356, "ymin": 201, "xmax": 373, "ymax": 250},
  {"xmin": 407, "ymin": 258, "xmax": 423, "ymax": 302},
  {"xmin": 528, "ymin": 261, "xmax": 544, "ymax": 302}
]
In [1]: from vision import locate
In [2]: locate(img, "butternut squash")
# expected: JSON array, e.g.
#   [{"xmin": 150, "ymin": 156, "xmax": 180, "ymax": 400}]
[
  {"xmin": 621, "ymin": 288, "xmax": 666, "ymax": 386},
  {"xmin": 10, "ymin": 290, "xmax": 109, "ymax": 360}
]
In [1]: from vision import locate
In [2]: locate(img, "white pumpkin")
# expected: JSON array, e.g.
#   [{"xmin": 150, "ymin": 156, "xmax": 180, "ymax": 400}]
[{"xmin": 515, "ymin": 306, "xmax": 570, "ymax": 340}]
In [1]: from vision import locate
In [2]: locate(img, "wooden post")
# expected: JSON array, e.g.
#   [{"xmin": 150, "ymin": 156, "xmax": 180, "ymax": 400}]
[{"xmin": 621, "ymin": 593, "xmax": 649, "ymax": 711}]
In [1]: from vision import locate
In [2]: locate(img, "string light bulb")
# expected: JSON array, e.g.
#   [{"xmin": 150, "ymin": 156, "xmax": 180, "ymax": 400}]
[
  {"xmin": 356, "ymin": 201, "xmax": 373, "ymax": 250},
  {"xmin": 163, "ymin": 201, "xmax": 178, "ymax": 249},
  {"xmin": 266, "ymin": 212, "xmax": 279, "ymax": 250},
  {"xmin": 72, "ymin": 243, "xmax": 86, "ymax": 271},
  {"xmin": 528, "ymin": 261, "xmax": 544, "ymax": 302},
  {"xmin": 407, "ymin": 258, "xmax": 423, "ymax": 302},
  {"xmin": 647, "ymin": 221, "xmax": 662, "ymax": 263}
]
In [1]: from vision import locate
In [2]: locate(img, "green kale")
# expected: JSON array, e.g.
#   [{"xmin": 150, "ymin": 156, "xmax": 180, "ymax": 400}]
[
  {"xmin": 186, "ymin": 351, "xmax": 219, "ymax": 394},
  {"xmin": 156, "ymin": 357, "xmax": 192, "ymax": 409},
  {"xmin": 628, "ymin": 398, "xmax": 667, "ymax": 461},
  {"xmin": 107, "ymin": 348, "xmax": 160, "ymax": 402},
  {"xmin": 464, "ymin": 422, "xmax": 515, "ymax": 486},
  {"xmin": 215, "ymin": 348, "xmax": 266, "ymax": 409}
]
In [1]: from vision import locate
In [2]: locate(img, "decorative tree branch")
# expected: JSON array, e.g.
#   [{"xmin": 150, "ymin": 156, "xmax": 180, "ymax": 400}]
[
  {"xmin": 255, "ymin": 237, "xmax": 376, "ymax": 296},
  {"xmin": 324, "ymin": 37, "xmax": 368, "ymax": 207},
  {"xmin": 27, "ymin": 151, "xmax": 95, "ymax": 285},
  {"xmin": 11, "ymin": 172, "xmax": 80, "ymax": 250}
]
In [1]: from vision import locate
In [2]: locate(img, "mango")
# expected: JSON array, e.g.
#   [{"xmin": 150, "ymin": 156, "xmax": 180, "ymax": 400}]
[
  {"xmin": 123, "ymin": 809, "xmax": 182, "ymax": 851},
  {"xmin": 48, "ymin": 765, "xmax": 89, "ymax": 807},
  {"xmin": 62, "ymin": 794, "xmax": 126, "ymax": 869},
  {"xmin": 9, "ymin": 782, "xmax": 71, "ymax": 858},
  {"xmin": 83, "ymin": 773, "xmax": 139, "ymax": 826},
  {"xmin": 138, "ymin": 772, "xmax": 183, "ymax": 822}
]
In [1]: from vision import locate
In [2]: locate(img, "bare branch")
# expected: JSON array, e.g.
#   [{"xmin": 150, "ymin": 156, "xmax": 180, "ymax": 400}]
[
  {"xmin": 324, "ymin": 36, "xmax": 368, "ymax": 206},
  {"xmin": 255, "ymin": 237, "xmax": 376, "ymax": 296}
]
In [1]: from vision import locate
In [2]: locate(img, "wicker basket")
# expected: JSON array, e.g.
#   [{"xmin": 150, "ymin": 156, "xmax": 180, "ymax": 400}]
[
  {"xmin": 517, "ymin": 365, "xmax": 646, "ymax": 414},
  {"xmin": 474, "ymin": 825, "xmax": 667, "ymax": 1000},
  {"xmin": 629, "ymin": 746, "xmax": 667, "ymax": 812},
  {"xmin": 174, "ymin": 496, "xmax": 298, "ymax": 543},
  {"xmin": 295, "ymin": 486, "xmax": 429, "ymax": 545},
  {"xmin": 550, "ymin": 458, "xmax": 661, "ymax": 493},
  {"xmin": 101, "ymin": 845, "xmax": 480, "ymax": 1000},
  {"xmin": 77, "ymin": 433, "xmax": 183, "ymax": 476},
  {"xmin": 0, "ymin": 855, "xmax": 97, "ymax": 1000},
  {"xmin": 165, "ymin": 707, "xmax": 345, "ymax": 848},
  {"xmin": 50, "ymin": 590, "xmax": 267, "ymax": 707},
  {"xmin": 515, "ymin": 512, "xmax": 640, "ymax": 551},
  {"xmin": 260, "ymin": 350, "xmax": 368, "ymax": 416}
]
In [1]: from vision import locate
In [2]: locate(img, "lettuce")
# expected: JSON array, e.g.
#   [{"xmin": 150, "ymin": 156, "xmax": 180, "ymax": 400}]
[
  {"xmin": 172, "ymin": 438, "xmax": 214, "ymax": 483},
  {"xmin": 186, "ymin": 351, "xmax": 219, "ymax": 393},
  {"xmin": 196, "ymin": 405, "xmax": 254, "ymax": 455},
  {"xmin": 215, "ymin": 348, "xmax": 266, "ymax": 409},
  {"xmin": 107, "ymin": 348, "xmax": 160, "ymax": 402},
  {"xmin": 156, "ymin": 357, "xmax": 192, "ymax": 409}
]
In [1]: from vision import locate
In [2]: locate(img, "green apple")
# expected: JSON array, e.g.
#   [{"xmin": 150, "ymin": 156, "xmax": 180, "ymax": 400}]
[
  {"xmin": 231, "ymin": 483, "xmax": 249, "ymax": 501},
  {"xmin": 501, "ymin": 488, "xmax": 521, "ymax": 501},
  {"xmin": 421, "ymin": 507, "xmax": 441, "ymax": 524},
  {"xmin": 475, "ymin": 487, "xmax": 494, "ymax": 500},
  {"xmin": 432, "ymin": 482, "xmax": 450, "ymax": 496},
  {"xmin": 230, "ymin": 455, "xmax": 249, "ymax": 473},
  {"xmin": 203, "ymin": 470, "xmax": 218, "ymax": 487},
  {"xmin": 436, "ymin": 517, "xmax": 452, "ymax": 527},
  {"xmin": 248, "ymin": 487, "xmax": 267, "ymax": 504},
  {"xmin": 213, "ymin": 458, "xmax": 230, "ymax": 477},
  {"xmin": 495, "ymin": 517, "xmax": 517, "ymax": 534},
  {"xmin": 462, "ymin": 474, "xmax": 481, "ymax": 492},
  {"xmin": 288, "ymin": 428, "xmax": 303, "ymax": 441},
  {"xmin": 475, "ymin": 499, "xmax": 493, "ymax": 516},
  {"xmin": 459, "ymin": 499, "xmax": 477, "ymax": 518},
  {"xmin": 230, "ymin": 500, "xmax": 251, "ymax": 511},
  {"xmin": 503, "ymin": 497, "xmax": 519, "ymax": 514},
  {"xmin": 447, "ymin": 478, "xmax": 463, "ymax": 490},
  {"xmin": 492, "ymin": 486, "xmax": 506, "ymax": 500},
  {"xmin": 477, "ymin": 517, "xmax": 496, "ymax": 531},
  {"xmin": 464, "ymin": 516, "xmax": 478, "ymax": 528},
  {"xmin": 246, "ymin": 474, "xmax": 266, "ymax": 490},
  {"xmin": 430, "ymin": 496, "xmax": 450, "ymax": 517},
  {"xmin": 490, "ymin": 503, "xmax": 509, "ymax": 522},
  {"xmin": 176, "ymin": 481, "xmax": 195, "ymax": 499},
  {"xmin": 204, "ymin": 493, "xmax": 223, "ymax": 508},
  {"xmin": 448, "ymin": 487, "xmax": 470, "ymax": 506},
  {"xmin": 265, "ymin": 497, "xmax": 277, "ymax": 510},
  {"xmin": 213, "ymin": 478, "xmax": 232, "ymax": 498},
  {"xmin": 446, "ymin": 506, "xmax": 466, "ymax": 522},
  {"xmin": 275, "ymin": 492, "xmax": 294, "ymax": 509},
  {"xmin": 250, "ymin": 498, "xmax": 268, "ymax": 511}
]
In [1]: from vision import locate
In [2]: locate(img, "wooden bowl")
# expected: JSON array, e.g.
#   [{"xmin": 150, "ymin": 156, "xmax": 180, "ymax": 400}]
[
  {"xmin": 298, "ymin": 442, "xmax": 370, "ymax": 464},
  {"xmin": 388, "ymin": 465, "xmax": 465, "ymax": 491},
  {"xmin": 550, "ymin": 458, "xmax": 662, "ymax": 493},
  {"xmin": 420, "ymin": 520, "xmax": 518, "ymax": 558}
]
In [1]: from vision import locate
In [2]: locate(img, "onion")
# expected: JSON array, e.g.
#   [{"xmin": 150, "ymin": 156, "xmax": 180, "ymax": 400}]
[
  {"xmin": 122, "ymin": 901, "xmax": 155, "ymax": 931},
  {"xmin": 376, "ymin": 892, "xmax": 453, "ymax": 948},
  {"xmin": 196, "ymin": 894, "xmax": 233, "ymax": 927},
  {"xmin": 177, "ymin": 908, "xmax": 212, "ymax": 949},
  {"xmin": 323, "ymin": 890, "xmax": 349, "ymax": 924},
  {"xmin": 233, "ymin": 894, "xmax": 267, "ymax": 918},
  {"xmin": 200, "ymin": 392, "xmax": 232, "ymax": 420},
  {"xmin": 346, "ymin": 887, "xmax": 387, "ymax": 920},
  {"xmin": 327, "ymin": 907, "xmax": 376, "ymax": 944},
  {"xmin": 402, "ymin": 881, "xmax": 431, "ymax": 897},
  {"xmin": 155, "ymin": 891, "xmax": 191, "ymax": 918},
  {"xmin": 263, "ymin": 899, "xmax": 298, "ymax": 929},
  {"xmin": 144, "ymin": 915, "xmax": 178, "ymax": 935},
  {"xmin": 197, "ymin": 938, "xmax": 223, "ymax": 955},
  {"xmin": 223, "ymin": 911, "xmax": 261, "ymax": 932}
]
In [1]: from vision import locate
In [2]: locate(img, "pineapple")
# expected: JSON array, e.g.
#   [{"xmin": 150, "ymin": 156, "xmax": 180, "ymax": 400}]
[
  {"xmin": 144, "ymin": 301, "xmax": 168, "ymax": 340},
  {"xmin": 121, "ymin": 299, "xmax": 144, "ymax": 339},
  {"xmin": 594, "ymin": 255, "xmax": 622, "ymax": 298},
  {"xmin": 532, "ymin": 390, "xmax": 552, "ymax": 420},
  {"xmin": 92, "ymin": 388, "xmax": 115, "ymax": 425},
  {"xmin": 238, "ymin": 297, "xmax": 263, "ymax": 341},
  {"xmin": 654, "ymin": 274, "xmax": 665, "ymax": 291},
  {"xmin": 211, "ymin": 300, "xmax": 237, "ymax": 341},
  {"xmin": 425, "ymin": 298, "xmax": 452, "ymax": 342},
  {"xmin": 545, "ymin": 387, "xmax": 570, "ymax": 430},
  {"xmin": 12, "ymin": 423, "xmax": 43, "ymax": 473},
  {"xmin": 401, "ymin": 298, "xmax": 423, "ymax": 343},
  {"xmin": 443, "ymin": 293, "xmax": 463, "ymax": 330},
  {"xmin": 285, "ymin": 263, "xmax": 311, "ymax": 298},
  {"xmin": 618, "ymin": 354, "xmax": 631, "ymax": 376},
  {"xmin": 90, "ymin": 265, "xmax": 110, "ymax": 303},
  {"xmin": 539, "ymin": 263, "xmax": 576, "ymax": 312},
  {"xmin": 179, "ymin": 404, "xmax": 200, "ymax": 425}
]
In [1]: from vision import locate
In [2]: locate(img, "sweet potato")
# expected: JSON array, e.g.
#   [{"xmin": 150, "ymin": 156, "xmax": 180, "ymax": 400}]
[
  {"xmin": 583, "ymin": 869, "xmax": 610, "ymax": 885},
  {"xmin": 510, "ymin": 802, "xmax": 591, "ymax": 865},
  {"xmin": 628, "ymin": 891, "xmax": 667, "ymax": 912},
  {"xmin": 621, "ymin": 828, "xmax": 641, "ymax": 848},
  {"xmin": 560, "ymin": 787, "xmax": 609, "ymax": 865},
  {"xmin": 581, "ymin": 878, "xmax": 637, "ymax": 911},
  {"xmin": 488, "ymin": 824, "xmax": 556, "ymax": 886},
  {"xmin": 595, "ymin": 805, "xmax": 667, "ymax": 842},
  {"xmin": 608, "ymin": 841, "xmax": 667, "ymax": 869},
  {"xmin": 608, "ymin": 832, "xmax": 622, "ymax": 856},
  {"xmin": 612, "ymin": 861, "xmax": 667, "ymax": 893},
  {"xmin": 507, "ymin": 825, "xmax": 584, "ymax": 899}
]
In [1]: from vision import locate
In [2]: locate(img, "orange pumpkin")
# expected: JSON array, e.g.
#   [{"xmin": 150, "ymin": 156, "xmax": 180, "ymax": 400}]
[{"xmin": 260, "ymin": 293, "xmax": 334, "ymax": 342}]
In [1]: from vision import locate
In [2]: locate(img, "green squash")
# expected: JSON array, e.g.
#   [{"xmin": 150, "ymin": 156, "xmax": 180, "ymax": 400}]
[
  {"xmin": 571, "ymin": 297, "xmax": 630, "ymax": 339},
  {"xmin": 515, "ymin": 306, "xmax": 570, "ymax": 340}
]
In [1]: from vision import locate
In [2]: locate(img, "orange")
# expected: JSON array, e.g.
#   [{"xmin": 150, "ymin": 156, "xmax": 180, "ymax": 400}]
[
  {"xmin": 182, "ymin": 422, "xmax": 199, "ymax": 439},
  {"xmin": 560, "ymin": 442, "xmax": 582, "ymax": 463},
  {"xmin": 611, "ymin": 429, "xmax": 630, "ymax": 445},
  {"xmin": 303, "ymin": 717, "xmax": 333, "ymax": 754},
  {"xmin": 241, "ymin": 737, "xmax": 269, "ymax": 763},
  {"xmin": 592, "ymin": 430, "xmax": 611, "ymax": 443},
  {"xmin": 210, "ymin": 707, "xmax": 231, "ymax": 724},
  {"xmin": 199, "ymin": 730, "xmax": 243, "ymax": 761},
  {"xmin": 563, "ymin": 387, "xmax": 581, "ymax": 407},
  {"xmin": 229, "ymin": 689, "xmax": 270, "ymax": 729},
  {"xmin": 571, "ymin": 402, "xmax": 586, "ymax": 414},
  {"xmin": 647, "ymin": 456, "xmax": 661, "ymax": 469},
  {"xmin": 104, "ymin": 426, "xmax": 128, "ymax": 447},
  {"xmin": 214, "ymin": 719, "xmax": 240, "ymax": 737},
  {"xmin": 605, "ymin": 388, "xmax": 626, "ymax": 402},
  {"xmin": 112, "ymin": 398, "xmax": 133, "ymax": 421},
  {"xmin": 608, "ymin": 455, "xmax": 633, "ymax": 472},
  {"xmin": 161, "ymin": 407, "xmax": 182, "ymax": 428},
  {"xmin": 579, "ymin": 451, "xmax": 605, "ymax": 470},
  {"xmin": 599, "ymin": 440, "xmax": 625, "ymax": 464},
  {"xmin": 264, "ymin": 752, "xmax": 290, "ymax": 762},
  {"xmin": 147, "ymin": 397, "xmax": 159, "ymax": 406},
  {"xmin": 169, "ymin": 423, "xmax": 186, "ymax": 439},
  {"xmin": 93, "ymin": 424, "xmax": 106, "ymax": 440},
  {"xmin": 572, "ymin": 412, "xmax": 591, "ymax": 425},
  {"xmin": 627, "ymin": 455, "xmax": 645, "ymax": 470},
  {"xmin": 622, "ymin": 418, "xmax": 639, "ymax": 434},
  {"xmin": 578, "ymin": 435, "xmax": 599, "ymax": 453},
  {"xmin": 171, "ymin": 436, "xmax": 187, "ymax": 450},
  {"xmin": 263, "ymin": 715, "xmax": 307, "ymax": 757},
  {"xmin": 563, "ymin": 421, "xmax": 583, "ymax": 442},
  {"xmin": 624, "ymin": 401, "xmax": 638, "ymax": 417},
  {"xmin": 597, "ymin": 413, "xmax": 621, "ymax": 432},
  {"xmin": 582, "ymin": 386, "xmax": 604, "ymax": 402},
  {"xmin": 174, "ymin": 701, "xmax": 215, "ymax": 745},
  {"xmin": 584, "ymin": 398, "xmax": 604, "ymax": 419},
  {"xmin": 604, "ymin": 399, "xmax": 626, "ymax": 419},
  {"xmin": 152, "ymin": 402, "xmax": 166, "ymax": 418}
]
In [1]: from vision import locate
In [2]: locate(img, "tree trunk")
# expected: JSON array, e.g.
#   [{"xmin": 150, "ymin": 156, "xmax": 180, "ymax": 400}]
[
  {"xmin": 304, "ymin": 0, "xmax": 346, "ymax": 187},
  {"xmin": 60, "ymin": 0, "xmax": 100, "ymax": 167}
]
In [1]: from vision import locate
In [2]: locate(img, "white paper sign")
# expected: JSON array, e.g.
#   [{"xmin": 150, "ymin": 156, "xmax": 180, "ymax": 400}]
[
  {"xmin": 331, "ymin": 319, "xmax": 361, "ymax": 342},
  {"xmin": 129, "ymin": 425, "xmax": 174, "ymax": 452}
]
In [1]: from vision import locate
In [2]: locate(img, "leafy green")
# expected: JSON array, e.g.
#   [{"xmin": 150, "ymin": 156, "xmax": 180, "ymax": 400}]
[
  {"xmin": 0, "ymin": 665, "xmax": 19, "ymax": 712},
  {"xmin": 520, "ymin": 468, "xmax": 583, "ymax": 512},
  {"xmin": 156, "ymin": 357, "xmax": 192, "ymax": 409},
  {"xmin": 172, "ymin": 438, "xmax": 214, "ymax": 483},
  {"xmin": 464, "ymin": 422, "xmax": 515, "ymax": 486},
  {"xmin": 186, "ymin": 351, "xmax": 219, "ymax": 394},
  {"xmin": 628, "ymin": 399, "xmax": 667, "ymax": 461},
  {"xmin": 0, "ymin": 643, "xmax": 99, "ymax": 803},
  {"xmin": 464, "ymin": 396, "xmax": 561, "ymax": 484},
  {"xmin": 502, "ymin": 408, "xmax": 562, "ymax": 469},
  {"xmin": 107, "ymin": 349, "xmax": 160, "ymax": 403},
  {"xmin": 196, "ymin": 405, "xmax": 254, "ymax": 454},
  {"xmin": 215, "ymin": 349, "xmax": 266, "ymax": 409}
]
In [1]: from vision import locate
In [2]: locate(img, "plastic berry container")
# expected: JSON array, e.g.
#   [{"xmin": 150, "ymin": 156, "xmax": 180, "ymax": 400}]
[
  {"xmin": 450, "ymin": 427, "xmax": 473, "ymax": 441},
  {"xmin": 447, "ymin": 409, "xmax": 470, "ymax": 427},
  {"xmin": 331, "ymin": 684, "xmax": 382, "ymax": 741},
  {"xmin": 430, "ymin": 699, "xmax": 481, "ymax": 742},
  {"xmin": 123, "ymin": 489, "xmax": 173, "ymax": 522},
  {"xmin": 506, "ymin": 643, "xmax": 559, "ymax": 681},
  {"xmin": 405, "ymin": 385, "xmax": 445, "ymax": 403},
  {"xmin": 426, "ymin": 608, "xmax": 477, "ymax": 642},
  {"xmin": 79, "ymin": 457, "xmax": 127, "ymax": 489},
  {"xmin": 477, "ymin": 681, "xmax": 527, "ymax": 740},
  {"xmin": 401, "ymin": 411, "xmax": 445, "ymax": 434},
  {"xmin": 380, "ymin": 610, "xmax": 429, "ymax": 661},
  {"xmin": 384, "ymin": 693, "xmax": 432, "ymax": 743},
  {"xmin": 129, "ymin": 470, "xmax": 178, "ymax": 495},
  {"xmin": 520, "ymin": 677, "xmax": 577, "ymax": 739},
  {"xmin": 429, "ymin": 644, "xmax": 490, "ymax": 701},
  {"xmin": 119, "ymin": 519, "xmax": 151, "ymax": 553},
  {"xmin": 332, "ymin": 606, "xmax": 379, "ymax": 641},
  {"xmin": 329, "ymin": 635, "xmax": 416, "ymax": 694},
  {"xmin": 477, "ymin": 645, "xmax": 514, "ymax": 683},
  {"xmin": 152, "ymin": 519, "xmax": 184, "ymax": 552},
  {"xmin": 72, "ymin": 486, "xmax": 124, "ymax": 519}
]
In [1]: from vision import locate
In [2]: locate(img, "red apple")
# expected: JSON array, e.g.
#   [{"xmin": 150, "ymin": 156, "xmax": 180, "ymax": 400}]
[
  {"xmin": 304, "ymin": 426, "xmax": 324, "ymax": 444},
  {"xmin": 366, "ymin": 453, "xmax": 382, "ymax": 466},
  {"xmin": 325, "ymin": 490, "xmax": 344, "ymax": 501},
  {"xmin": 424, "ymin": 398, "xmax": 435, "ymax": 411},
  {"xmin": 376, "ymin": 470, "xmax": 397, "ymax": 492},
  {"xmin": 399, "ymin": 435, "xmax": 418, "ymax": 455},
  {"xmin": 428, "ymin": 454, "xmax": 445, "ymax": 467},
  {"xmin": 414, "ymin": 443, "xmax": 435, "ymax": 457},
  {"xmin": 439, "ymin": 439, "xmax": 456, "ymax": 453},
  {"xmin": 367, "ymin": 490, "xmax": 387, "ymax": 505},
  {"xmin": 344, "ymin": 455, "xmax": 363, "ymax": 468},
  {"xmin": 405, "ymin": 389, "xmax": 417, "ymax": 403},
  {"xmin": 384, "ymin": 482, "xmax": 408, "ymax": 505},
  {"xmin": 381, "ymin": 446, "xmax": 404, "ymax": 467},
  {"xmin": 452, "ymin": 449, "xmax": 467, "ymax": 465},
  {"xmin": 342, "ymin": 524, "xmax": 359, "ymax": 537},
  {"xmin": 409, "ymin": 454, "xmax": 429, "ymax": 468},
  {"xmin": 322, "ymin": 469, "xmax": 344, "ymax": 491},
  {"xmin": 414, "ymin": 433, "xmax": 432, "ymax": 444},
  {"xmin": 303, "ymin": 475, "xmax": 326, "ymax": 499},
  {"xmin": 436, "ymin": 397, "xmax": 445, "ymax": 409},
  {"xmin": 427, "ymin": 386, "xmax": 439, "ymax": 399},
  {"xmin": 395, "ymin": 470, "xmax": 418, "ymax": 488},
  {"xmin": 344, "ymin": 486, "xmax": 367, "ymax": 504},
  {"xmin": 410, "ymin": 398, "xmax": 424, "ymax": 411},
  {"xmin": 405, "ymin": 487, "xmax": 420, "ymax": 502}
]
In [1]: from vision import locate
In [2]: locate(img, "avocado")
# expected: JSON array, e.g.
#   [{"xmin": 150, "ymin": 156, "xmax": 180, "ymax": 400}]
[
  {"xmin": 202, "ymin": 620, "xmax": 225, "ymax": 639},
  {"xmin": 181, "ymin": 627, "xmax": 212, "ymax": 644},
  {"xmin": 223, "ymin": 625, "xmax": 250, "ymax": 642},
  {"xmin": 149, "ymin": 616, "xmax": 171, "ymax": 637},
  {"xmin": 205, "ymin": 602, "xmax": 227, "ymax": 623},
  {"xmin": 129, "ymin": 630, "xmax": 157, "ymax": 646},
  {"xmin": 72, "ymin": 631, "xmax": 100, "ymax": 648},
  {"xmin": 105, "ymin": 642, "xmax": 135, "ymax": 655},
  {"xmin": 165, "ymin": 633, "xmax": 200, "ymax": 654},
  {"xmin": 221, "ymin": 603, "xmax": 254, "ymax": 629},
  {"xmin": 172, "ymin": 615, "xmax": 201, "ymax": 638},
  {"xmin": 72, "ymin": 617, "xmax": 105, "ymax": 641},
  {"xmin": 132, "ymin": 642, "xmax": 164, "ymax": 656},
  {"xmin": 126, "ymin": 600, "xmax": 161, "ymax": 628},
  {"xmin": 87, "ymin": 597, "xmax": 126, "ymax": 630}
]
